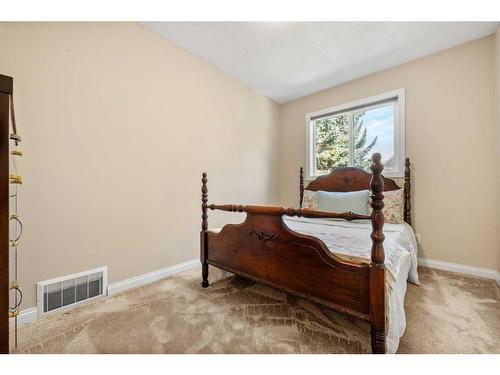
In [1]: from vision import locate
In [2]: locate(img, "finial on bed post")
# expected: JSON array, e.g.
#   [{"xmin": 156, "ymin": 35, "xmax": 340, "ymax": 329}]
[
  {"xmin": 369, "ymin": 153, "xmax": 386, "ymax": 354},
  {"xmin": 404, "ymin": 158, "xmax": 411, "ymax": 226},
  {"xmin": 299, "ymin": 167, "xmax": 304, "ymax": 208},
  {"xmin": 201, "ymin": 172, "xmax": 209, "ymax": 288}
]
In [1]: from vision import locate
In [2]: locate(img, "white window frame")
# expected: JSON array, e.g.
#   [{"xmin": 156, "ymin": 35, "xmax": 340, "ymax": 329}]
[{"xmin": 305, "ymin": 88, "xmax": 405, "ymax": 180}]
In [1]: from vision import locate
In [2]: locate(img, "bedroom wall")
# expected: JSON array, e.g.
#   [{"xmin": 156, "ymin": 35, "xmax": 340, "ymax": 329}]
[
  {"xmin": 0, "ymin": 22, "xmax": 280, "ymax": 309},
  {"xmin": 279, "ymin": 36, "xmax": 499, "ymax": 271}
]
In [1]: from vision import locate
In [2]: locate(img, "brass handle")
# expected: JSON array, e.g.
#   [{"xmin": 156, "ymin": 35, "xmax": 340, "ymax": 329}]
[
  {"xmin": 10, "ymin": 133, "xmax": 21, "ymax": 143},
  {"xmin": 11, "ymin": 149, "xmax": 23, "ymax": 157},
  {"xmin": 9, "ymin": 282, "xmax": 23, "ymax": 317},
  {"xmin": 9, "ymin": 174, "xmax": 22, "ymax": 184},
  {"xmin": 9, "ymin": 215, "xmax": 23, "ymax": 243}
]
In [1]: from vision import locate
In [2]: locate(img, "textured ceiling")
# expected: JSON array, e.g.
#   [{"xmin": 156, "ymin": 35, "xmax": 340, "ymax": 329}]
[{"xmin": 142, "ymin": 22, "xmax": 498, "ymax": 103}]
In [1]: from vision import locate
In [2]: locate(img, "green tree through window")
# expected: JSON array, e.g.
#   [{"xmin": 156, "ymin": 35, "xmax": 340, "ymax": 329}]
[{"xmin": 315, "ymin": 112, "xmax": 377, "ymax": 174}]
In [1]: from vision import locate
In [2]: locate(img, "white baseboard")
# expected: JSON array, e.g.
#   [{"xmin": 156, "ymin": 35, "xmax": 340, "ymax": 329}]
[
  {"xmin": 9, "ymin": 307, "xmax": 38, "ymax": 327},
  {"xmin": 107, "ymin": 258, "xmax": 199, "ymax": 296},
  {"xmin": 418, "ymin": 257, "xmax": 500, "ymax": 285},
  {"xmin": 13, "ymin": 258, "xmax": 200, "ymax": 327}
]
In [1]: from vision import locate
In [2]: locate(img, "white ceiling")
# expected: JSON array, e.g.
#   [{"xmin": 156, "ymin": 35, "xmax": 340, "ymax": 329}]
[{"xmin": 142, "ymin": 22, "xmax": 498, "ymax": 103}]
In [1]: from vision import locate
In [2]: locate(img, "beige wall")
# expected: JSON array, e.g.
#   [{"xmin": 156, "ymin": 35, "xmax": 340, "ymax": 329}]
[
  {"xmin": 279, "ymin": 36, "xmax": 499, "ymax": 270},
  {"xmin": 495, "ymin": 27, "xmax": 500, "ymax": 273},
  {"xmin": 0, "ymin": 23, "xmax": 280, "ymax": 309}
]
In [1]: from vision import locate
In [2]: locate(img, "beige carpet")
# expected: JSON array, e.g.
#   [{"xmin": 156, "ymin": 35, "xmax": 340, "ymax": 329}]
[{"xmin": 11, "ymin": 266, "xmax": 500, "ymax": 354}]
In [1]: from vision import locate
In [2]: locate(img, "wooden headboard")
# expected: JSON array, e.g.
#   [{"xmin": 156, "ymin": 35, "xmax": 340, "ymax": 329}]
[{"xmin": 299, "ymin": 158, "xmax": 412, "ymax": 225}]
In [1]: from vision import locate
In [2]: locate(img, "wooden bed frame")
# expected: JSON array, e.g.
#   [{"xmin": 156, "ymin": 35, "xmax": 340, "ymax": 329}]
[{"xmin": 200, "ymin": 154, "xmax": 411, "ymax": 354}]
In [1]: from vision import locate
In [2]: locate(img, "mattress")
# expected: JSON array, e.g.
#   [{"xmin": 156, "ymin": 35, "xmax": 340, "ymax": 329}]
[{"xmin": 282, "ymin": 216, "xmax": 419, "ymax": 353}]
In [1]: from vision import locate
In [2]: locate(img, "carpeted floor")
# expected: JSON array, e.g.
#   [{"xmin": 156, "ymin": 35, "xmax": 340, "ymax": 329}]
[{"xmin": 11, "ymin": 266, "xmax": 500, "ymax": 354}]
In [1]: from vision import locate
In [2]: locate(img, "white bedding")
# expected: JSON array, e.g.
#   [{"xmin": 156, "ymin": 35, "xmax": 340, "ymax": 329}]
[{"xmin": 282, "ymin": 216, "xmax": 419, "ymax": 354}]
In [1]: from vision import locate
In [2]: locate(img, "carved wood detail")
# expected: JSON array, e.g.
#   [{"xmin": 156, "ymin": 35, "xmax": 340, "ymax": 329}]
[
  {"xmin": 249, "ymin": 230, "xmax": 279, "ymax": 243},
  {"xmin": 369, "ymin": 153, "xmax": 386, "ymax": 354},
  {"xmin": 201, "ymin": 173, "xmax": 208, "ymax": 231},
  {"xmin": 369, "ymin": 154, "xmax": 385, "ymax": 265},
  {"xmin": 209, "ymin": 204, "xmax": 371, "ymax": 221},
  {"xmin": 305, "ymin": 166, "xmax": 399, "ymax": 192},
  {"xmin": 200, "ymin": 172, "xmax": 209, "ymax": 288},
  {"xmin": 404, "ymin": 158, "xmax": 411, "ymax": 225},
  {"xmin": 299, "ymin": 167, "xmax": 304, "ymax": 208}
]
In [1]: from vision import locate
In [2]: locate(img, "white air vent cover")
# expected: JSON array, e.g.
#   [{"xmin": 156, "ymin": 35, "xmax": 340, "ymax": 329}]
[{"xmin": 36, "ymin": 267, "xmax": 108, "ymax": 316}]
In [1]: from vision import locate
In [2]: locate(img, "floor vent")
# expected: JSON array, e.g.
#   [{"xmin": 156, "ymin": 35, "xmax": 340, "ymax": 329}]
[{"xmin": 36, "ymin": 267, "xmax": 108, "ymax": 316}]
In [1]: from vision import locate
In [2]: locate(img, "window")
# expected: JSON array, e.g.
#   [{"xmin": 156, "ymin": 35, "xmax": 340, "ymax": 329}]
[{"xmin": 306, "ymin": 89, "xmax": 405, "ymax": 179}]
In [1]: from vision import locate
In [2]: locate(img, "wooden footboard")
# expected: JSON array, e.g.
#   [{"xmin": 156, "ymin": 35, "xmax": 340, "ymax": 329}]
[
  {"xmin": 200, "ymin": 154, "xmax": 387, "ymax": 353},
  {"xmin": 205, "ymin": 209, "xmax": 372, "ymax": 318}
]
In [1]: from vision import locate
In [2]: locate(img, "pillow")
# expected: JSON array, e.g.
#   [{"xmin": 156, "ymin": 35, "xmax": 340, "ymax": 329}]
[
  {"xmin": 302, "ymin": 190, "xmax": 318, "ymax": 210},
  {"xmin": 368, "ymin": 188, "xmax": 404, "ymax": 224},
  {"xmin": 316, "ymin": 190, "xmax": 370, "ymax": 215}
]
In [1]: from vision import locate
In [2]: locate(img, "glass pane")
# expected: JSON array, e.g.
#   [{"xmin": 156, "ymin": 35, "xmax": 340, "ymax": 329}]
[
  {"xmin": 313, "ymin": 112, "xmax": 349, "ymax": 175},
  {"xmin": 353, "ymin": 103, "xmax": 395, "ymax": 171}
]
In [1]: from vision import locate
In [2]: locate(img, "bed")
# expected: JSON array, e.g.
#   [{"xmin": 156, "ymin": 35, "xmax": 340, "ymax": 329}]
[{"xmin": 200, "ymin": 153, "xmax": 417, "ymax": 353}]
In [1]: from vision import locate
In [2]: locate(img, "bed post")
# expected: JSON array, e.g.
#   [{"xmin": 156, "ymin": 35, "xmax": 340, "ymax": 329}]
[
  {"xmin": 201, "ymin": 172, "xmax": 209, "ymax": 288},
  {"xmin": 369, "ymin": 153, "xmax": 386, "ymax": 354},
  {"xmin": 299, "ymin": 167, "xmax": 304, "ymax": 208},
  {"xmin": 404, "ymin": 158, "xmax": 411, "ymax": 225}
]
